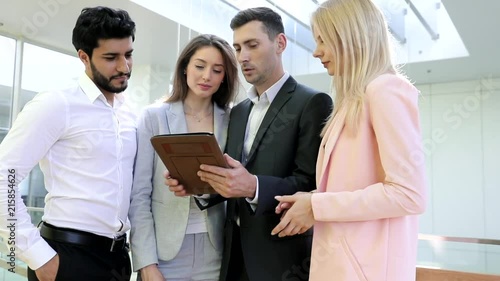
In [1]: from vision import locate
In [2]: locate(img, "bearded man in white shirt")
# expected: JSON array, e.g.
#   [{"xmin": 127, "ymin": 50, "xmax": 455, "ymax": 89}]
[{"xmin": 0, "ymin": 6, "xmax": 136, "ymax": 281}]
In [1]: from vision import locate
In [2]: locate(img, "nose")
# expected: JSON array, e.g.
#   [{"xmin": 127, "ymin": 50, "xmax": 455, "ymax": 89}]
[
  {"xmin": 202, "ymin": 69, "xmax": 211, "ymax": 82},
  {"xmin": 237, "ymin": 48, "xmax": 250, "ymax": 64},
  {"xmin": 117, "ymin": 56, "xmax": 131, "ymax": 74},
  {"xmin": 312, "ymin": 45, "xmax": 322, "ymax": 59}
]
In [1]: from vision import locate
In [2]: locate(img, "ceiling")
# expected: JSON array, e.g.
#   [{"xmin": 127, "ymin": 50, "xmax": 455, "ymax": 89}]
[
  {"xmin": 0, "ymin": 0, "xmax": 180, "ymax": 70},
  {"xmin": 402, "ymin": 0, "xmax": 500, "ymax": 84},
  {"xmin": 0, "ymin": 0, "xmax": 499, "ymax": 85}
]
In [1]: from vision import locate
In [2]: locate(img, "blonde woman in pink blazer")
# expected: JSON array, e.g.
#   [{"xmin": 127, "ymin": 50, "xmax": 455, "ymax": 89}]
[{"xmin": 271, "ymin": 0, "xmax": 427, "ymax": 280}]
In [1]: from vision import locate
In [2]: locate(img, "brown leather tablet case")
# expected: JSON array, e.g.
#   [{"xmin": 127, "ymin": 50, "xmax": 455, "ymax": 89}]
[{"xmin": 150, "ymin": 132, "xmax": 227, "ymax": 194}]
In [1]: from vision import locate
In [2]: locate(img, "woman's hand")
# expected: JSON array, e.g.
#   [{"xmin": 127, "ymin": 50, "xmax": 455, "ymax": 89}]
[{"xmin": 271, "ymin": 193, "xmax": 315, "ymax": 237}]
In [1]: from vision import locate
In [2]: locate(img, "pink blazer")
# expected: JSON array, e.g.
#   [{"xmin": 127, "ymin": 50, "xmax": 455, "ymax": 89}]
[{"xmin": 310, "ymin": 74, "xmax": 427, "ymax": 281}]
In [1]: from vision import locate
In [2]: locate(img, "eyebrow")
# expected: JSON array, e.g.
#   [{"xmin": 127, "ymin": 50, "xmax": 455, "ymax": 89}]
[
  {"xmin": 233, "ymin": 39, "xmax": 258, "ymax": 48},
  {"xmin": 102, "ymin": 49, "xmax": 134, "ymax": 56}
]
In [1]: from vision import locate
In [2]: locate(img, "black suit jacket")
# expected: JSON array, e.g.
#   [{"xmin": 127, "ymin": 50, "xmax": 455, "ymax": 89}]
[{"xmin": 211, "ymin": 76, "xmax": 332, "ymax": 281}]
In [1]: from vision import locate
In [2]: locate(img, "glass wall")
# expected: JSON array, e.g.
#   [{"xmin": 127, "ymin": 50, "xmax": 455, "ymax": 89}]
[
  {"xmin": 0, "ymin": 34, "xmax": 26, "ymax": 281},
  {"xmin": 0, "ymin": 36, "xmax": 15, "ymax": 142}
]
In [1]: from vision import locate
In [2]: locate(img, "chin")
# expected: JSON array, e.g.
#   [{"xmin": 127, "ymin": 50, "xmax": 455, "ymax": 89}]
[
  {"xmin": 194, "ymin": 92, "xmax": 214, "ymax": 98},
  {"xmin": 114, "ymin": 86, "xmax": 128, "ymax": 93}
]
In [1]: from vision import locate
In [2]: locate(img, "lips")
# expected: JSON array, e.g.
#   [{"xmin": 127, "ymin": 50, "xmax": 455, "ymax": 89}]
[
  {"xmin": 322, "ymin": 61, "xmax": 329, "ymax": 68},
  {"xmin": 241, "ymin": 63, "xmax": 254, "ymax": 75},
  {"xmin": 243, "ymin": 68, "xmax": 254, "ymax": 75},
  {"xmin": 199, "ymin": 84, "xmax": 211, "ymax": 91},
  {"xmin": 111, "ymin": 74, "xmax": 130, "ymax": 81}
]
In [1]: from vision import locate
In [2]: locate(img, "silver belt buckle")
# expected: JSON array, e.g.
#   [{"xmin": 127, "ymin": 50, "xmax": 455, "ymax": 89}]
[{"xmin": 110, "ymin": 234, "xmax": 128, "ymax": 252}]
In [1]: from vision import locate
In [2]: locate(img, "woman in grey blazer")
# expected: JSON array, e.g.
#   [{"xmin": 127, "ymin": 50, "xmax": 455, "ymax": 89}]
[{"xmin": 129, "ymin": 34, "xmax": 238, "ymax": 281}]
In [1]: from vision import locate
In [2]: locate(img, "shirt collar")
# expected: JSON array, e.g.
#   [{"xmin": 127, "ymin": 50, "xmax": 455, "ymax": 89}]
[
  {"xmin": 247, "ymin": 72, "xmax": 290, "ymax": 105},
  {"xmin": 78, "ymin": 73, "xmax": 125, "ymax": 107}
]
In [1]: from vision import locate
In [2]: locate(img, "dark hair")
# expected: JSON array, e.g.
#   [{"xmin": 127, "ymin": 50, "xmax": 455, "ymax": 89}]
[
  {"xmin": 72, "ymin": 6, "xmax": 136, "ymax": 58},
  {"xmin": 167, "ymin": 34, "xmax": 238, "ymax": 109},
  {"xmin": 230, "ymin": 7, "xmax": 284, "ymax": 40}
]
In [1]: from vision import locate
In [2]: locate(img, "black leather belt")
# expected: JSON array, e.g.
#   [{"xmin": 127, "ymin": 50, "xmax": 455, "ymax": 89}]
[{"xmin": 40, "ymin": 222, "xmax": 128, "ymax": 252}]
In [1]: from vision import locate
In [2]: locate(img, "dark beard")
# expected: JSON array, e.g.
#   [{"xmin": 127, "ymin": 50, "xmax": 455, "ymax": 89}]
[{"xmin": 90, "ymin": 62, "xmax": 131, "ymax": 94}]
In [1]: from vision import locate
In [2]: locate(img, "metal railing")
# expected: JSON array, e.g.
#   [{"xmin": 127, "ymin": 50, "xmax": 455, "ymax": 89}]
[
  {"xmin": 418, "ymin": 233, "xmax": 500, "ymax": 246},
  {"xmin": 417, "ymin": 233, "xmax": 500, "ymax": 278}
]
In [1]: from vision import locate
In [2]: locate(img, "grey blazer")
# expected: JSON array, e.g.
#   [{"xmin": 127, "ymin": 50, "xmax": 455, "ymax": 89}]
[{"xmin": 129, "ymin": 100, "xmax": 229, "ymax": 271}]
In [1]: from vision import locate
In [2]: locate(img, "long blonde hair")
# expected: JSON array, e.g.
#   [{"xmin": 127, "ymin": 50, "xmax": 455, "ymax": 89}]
[{"xmin": 312, "ymin": 0, "xmax": 397, "ymax": 136}]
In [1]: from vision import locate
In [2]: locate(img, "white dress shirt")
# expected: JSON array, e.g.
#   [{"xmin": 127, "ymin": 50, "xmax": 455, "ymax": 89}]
[
  {"xmin": 185, "ymin": 196, "xmax": 208, "ymax": 234},
  {"xmin": 243, "ymin": 72, "xmax": 290, "ymax": 207},
  {"xmin": 0, "ymin": 74, "xmax": 137, "ymax": 270}
]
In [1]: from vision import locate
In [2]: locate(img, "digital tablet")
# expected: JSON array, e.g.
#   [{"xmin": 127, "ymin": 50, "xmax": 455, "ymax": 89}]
[{"xmin": 150, "ymin": 132, "xmax": 227, "ymax": 194}]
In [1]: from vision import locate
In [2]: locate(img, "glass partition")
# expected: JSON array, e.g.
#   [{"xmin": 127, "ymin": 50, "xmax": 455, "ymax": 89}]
[
  {"xmin": 418, "ymin": 234, "xmax": 500, "ymax": 278},
  {"xmin": 0, "ymin": 35, "xmax": 16, "ymax": 142}
]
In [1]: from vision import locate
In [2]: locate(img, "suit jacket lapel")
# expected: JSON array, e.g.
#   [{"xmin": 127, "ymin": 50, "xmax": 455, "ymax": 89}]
[
  {"xmin": 246, "ymin": 77, "xmax": 295, "ymax": 164},
  {"xmin": 317, "ymin": 106, "xmax": 346, "ymax": 190},
  {"xmin": 231, "ymin": 99, "xmax": 252, "ymax": 160},
  {"xmin": 213, "ymin": 102, "xmax": 228, "ymax": 151},
  {"xmin": 166, "ymin": 101, "xmax": 188, "ymax": 134}
]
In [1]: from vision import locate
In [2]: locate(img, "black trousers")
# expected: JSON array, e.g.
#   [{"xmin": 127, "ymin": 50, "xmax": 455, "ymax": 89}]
[{"xmin": 27, "ymin": 237, "xmax": 131, "ymax": 281}]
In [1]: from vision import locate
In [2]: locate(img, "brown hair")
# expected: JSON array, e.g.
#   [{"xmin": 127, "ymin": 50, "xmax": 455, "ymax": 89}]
[{"xmin": 167, "ymin": 34, "xmax": 238, "ymax": 108}]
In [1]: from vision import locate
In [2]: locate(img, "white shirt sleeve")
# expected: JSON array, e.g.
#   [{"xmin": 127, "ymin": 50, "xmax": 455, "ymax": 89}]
[
  {"xmin": 0, "ymin": 91, "xmax": 66, "ymax": 269},
  {"xmin": 193, "ymin": 194, "xmax": 210, "ymax": 207},
  {"xmin": 194, "ymin": 176, "xmax": 259, "ymax": 210},
  {"xmin": 245, "ymin": 175, "xmax": 259, "ymax": 211}
]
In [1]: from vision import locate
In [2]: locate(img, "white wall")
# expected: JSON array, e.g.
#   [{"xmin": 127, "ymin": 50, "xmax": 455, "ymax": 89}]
[
  {"xmin": 417, "ymin": 78, "xmax": 500, "ymax": 238},
  {"xmin": 417, "ymin": 77, "xmax": 500, "ymax": 274},
  {"xmin": 127, "ymin": 64, "xmax": 172, "ymax": 113}
]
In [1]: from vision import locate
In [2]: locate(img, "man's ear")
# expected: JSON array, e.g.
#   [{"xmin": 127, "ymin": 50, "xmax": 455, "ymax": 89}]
[
  {"xmin": 78, "ymin": 49, "xmax": 91, "ymax": 67},
  {"xmin": 276, "ymin": 33, "xmax": 287, "ymax": 54}
]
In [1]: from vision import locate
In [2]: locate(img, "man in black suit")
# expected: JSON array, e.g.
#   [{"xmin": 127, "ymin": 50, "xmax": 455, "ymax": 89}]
[{"xmin": 168, "ymin": 7, "xmax": 332, "ymax": 281}]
